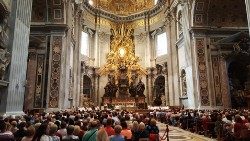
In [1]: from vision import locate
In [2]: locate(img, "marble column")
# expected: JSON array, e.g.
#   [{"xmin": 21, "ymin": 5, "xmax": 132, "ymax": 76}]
[
  {"xmin": 166, "ymin": 23, "xmax": 174, "ymax": 106},
  {"xmin": 192, "ymin": 37, "xmax": 211, "ymax": 108},
  {"xmin": 3, "ymin": 0, "xmax": 33, "ymax": 115},
  {"xmin": 219, "ymin": 56, "xmax": 231, "ymax": 108},
  {"xmin": 166, "ymin": 18, "xmax": 179, "ymax": 106},
  {"xmin": 246, "ymin": 0, "xmax": 250, "ymax": 36}
]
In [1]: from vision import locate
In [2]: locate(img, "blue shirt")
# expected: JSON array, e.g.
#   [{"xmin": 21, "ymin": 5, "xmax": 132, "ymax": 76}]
[{"xmin": 110, "ymin": 135, "xmax": 125, "ymax": 141}]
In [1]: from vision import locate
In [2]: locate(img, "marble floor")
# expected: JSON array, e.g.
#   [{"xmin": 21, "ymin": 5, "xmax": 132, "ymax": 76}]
[{"xmin": 157, "ymin": 122, "xmax": 216, "ymax": 141}]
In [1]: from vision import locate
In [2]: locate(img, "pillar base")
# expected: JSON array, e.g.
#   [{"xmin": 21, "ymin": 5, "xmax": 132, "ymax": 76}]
[{"xmin": 1, "ymin": 111, "xmax": 25, "ymax": 116}]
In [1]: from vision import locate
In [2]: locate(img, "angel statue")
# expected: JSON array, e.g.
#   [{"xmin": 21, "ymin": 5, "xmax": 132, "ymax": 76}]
[{"xmin": 0, "ymin": 48, "xmax": 11, "ymax": 80}]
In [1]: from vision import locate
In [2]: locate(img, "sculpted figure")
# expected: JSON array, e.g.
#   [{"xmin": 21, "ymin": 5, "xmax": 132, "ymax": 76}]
[
  {"xmin": 136, "ymin": 79, "xmax": 145, "ymax": 96},
  {"xmin": 0, "ymin": 48, "xmax": 11, "ymax": 80},
  {"xmin": 129, "ymin": 80, "xmax": 136, "ymax": 97},
  {"xmin": 0, "ymin": 18, "xmax": 9, "ymax": 48},
  {"xmin": 104, "ymin": 79, "xmax": 117, "ymax": 97},
  {"xmin": 0, "ymin": 15, "xmax": 10, "ymax": 80}
]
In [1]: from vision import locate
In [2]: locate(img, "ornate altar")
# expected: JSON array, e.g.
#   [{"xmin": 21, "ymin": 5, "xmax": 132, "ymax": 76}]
[{"xmin": 99, "ymin": 23, "xmax": 147, "ymax": 108}]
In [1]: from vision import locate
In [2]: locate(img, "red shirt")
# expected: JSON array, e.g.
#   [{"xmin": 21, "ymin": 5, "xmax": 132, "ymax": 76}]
[{"xmin": 105, "ymin": 126, "xmax": 115, "ymax": 136}]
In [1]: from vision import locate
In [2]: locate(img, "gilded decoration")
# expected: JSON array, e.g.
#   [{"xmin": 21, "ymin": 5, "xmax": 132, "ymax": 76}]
[
  {"xmin": 99, "ymin": 23, "xmax": 146, "ymax": 97},
  {"xmin": 49, "ymin": 36, "xmax": 62, "ymax": 108},
  {"xmin": 99, "ymin": 23, "xmax": 146, "ymax": 80},
  {"xmin": 196, "ymin": 38, "xmax": 210, "ymax": 106},
  {"xmin": 89, "ymin": 0, "xmax": 155, "ymax": 16}
]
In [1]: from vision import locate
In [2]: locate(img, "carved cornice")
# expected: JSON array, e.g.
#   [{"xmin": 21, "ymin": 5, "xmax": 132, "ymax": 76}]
[
  {"xmin": 190, "ymin": 27, "xmax": 249, "ymax": 38},
  {"xmin": 0, "ymin": 80, "xmax": 8, "ymax": 87}
]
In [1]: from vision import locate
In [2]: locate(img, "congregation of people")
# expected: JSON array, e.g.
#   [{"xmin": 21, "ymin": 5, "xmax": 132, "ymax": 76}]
[
  {"xmin": 156, "ymin": 108, "xmax": 250, "ymax": 141},
  {"xmin": 0, "ymin": 109, "xmax": 160, "ymax": 141},
  {"xmin": 1, "ymin": 108, "xmax": 250, "ymax": 141}
]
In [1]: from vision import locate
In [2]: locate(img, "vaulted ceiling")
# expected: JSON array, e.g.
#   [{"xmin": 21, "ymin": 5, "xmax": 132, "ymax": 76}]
[
  {"xmin": 89, "ymin": 0, "xmax": 156, "ymax": 16},
  {"xmin": 83, "ymin": 0, "xmax": 166, "ymax": 22}
]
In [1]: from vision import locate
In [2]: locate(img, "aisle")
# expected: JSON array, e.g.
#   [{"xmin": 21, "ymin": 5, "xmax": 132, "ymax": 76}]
[{"xmin": 157, "ymin": 122, "xmax": 216, "ymax": 141}]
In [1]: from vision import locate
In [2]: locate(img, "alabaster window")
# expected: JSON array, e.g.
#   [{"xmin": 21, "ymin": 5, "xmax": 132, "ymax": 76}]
[
  {"xmin": 156, "ymin": 32, "xmax": 167, "ymax": 57},
  {"xmin": 81, "ymin": 31, "xmax": 89, "ymax": 56},
  {"xmin": 154, "ymin": 0, "xmax": 158, "ymax": 5}
]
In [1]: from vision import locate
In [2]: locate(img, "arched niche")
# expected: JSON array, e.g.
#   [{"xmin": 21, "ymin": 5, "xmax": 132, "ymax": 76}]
[
  {"xmin": 180, "ymin": 69, "xmax": 187, "ymax": 97},
  {"xmin": 83, "ymin": 75, "xmax": 92, "ymax": 98},
  {"xmin": 177, "ymin": 10, "xmax": 183, "ymax": 36},
  {"xmin": 228, "ymin": 58, "xmax": 249, "ymax": 109},
  {"xmin": 153, "ymin": 75, "xmax": 165, "ymax": 106}
]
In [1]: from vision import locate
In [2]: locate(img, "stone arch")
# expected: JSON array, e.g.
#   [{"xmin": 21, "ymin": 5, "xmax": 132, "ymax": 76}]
[
  {"xmin": 153, "ymin": 75, "xmax": 165, "ymax": 106},
  {"xmin": 83, "ymin": 74, "xmax": 92, "ymax": 98},
  {"xmin": 227, "ymin": 56, "xmax": 249, "ymax": 109}
]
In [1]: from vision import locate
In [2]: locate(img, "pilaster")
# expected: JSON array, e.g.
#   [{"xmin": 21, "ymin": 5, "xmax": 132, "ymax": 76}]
[
  {"xmin": 1, "ymin": 0, "xmax": 33, "ymax": 115},
  {"xmin": 46, "ymin": 35, "xmax": 64, "ymax": 111},
  {"xmin": 192, "ymin": 34, "xmax": 212, "ymax": 108},
  {"xmin": 246, "ymin": 0, "xmax": 250, "ymax": 36}
]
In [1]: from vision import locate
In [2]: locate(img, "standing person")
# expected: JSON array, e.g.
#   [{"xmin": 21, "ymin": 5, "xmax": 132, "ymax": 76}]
[
  {"xmin": 131, "ymin": 121, "xmax": 139, "ymax": 136},
  {"xmin": 120, "ymin": 121, "xmax": 132, "ymax": 140},
  {"xmin": 233, "ymin": 115, "xmax": 248, "ymax": 141},
  {"xmin": 15, "ymin": 122, "xmax": 28, "ymax": 141},
  {"xmin": 132, "ymin": 122, "xmax": 149, "ymax": 141},
  {"xmin": 48, "ymin": 124, "xmax": 60, "ymax": 141},
  {"xmin": 146, "ymin": 119, "xmax": 159, "ymax": 141},
  {"xmin": 110, "ymin": 125, "xmax": 125, "ymax": 141},
  {"xmin": 104, "ymin": 118, "xmax": 115, "ymax": 137},
  {"xmin": 11, "ymin": 121, "xmax": 18, "ymax": 134},
  {"xmin": 57, "ymin": 121, "xmax": 67, "ymax": 139},
  {"xmin": 21, "ymin": 126, "xmax": 35, "ymax": 141},
  {"xmin": 32, "ymin": 123, "xmax": 50, "ymax": 141},
  {"xmin": 0, "ymin": 120, "xmax": 15, "ymax": 141},
  {"xmin": 73, "ymin": 125, "xmax": 84, "ymax": 141},
  {"xmin": 62, "ymin": 125, "xmax": 79, "ymax": 141},
  {"xmin": 96, "ymin": 128, "xmax": 109, "ymax": 141},
  {"xmin": 82, "ymin": 120, "xmax": 98, "ymax": 141}
]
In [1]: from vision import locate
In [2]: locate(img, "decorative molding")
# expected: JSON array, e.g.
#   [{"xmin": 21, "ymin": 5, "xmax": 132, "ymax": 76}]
[
  {"xmin": 34, "ymin": 54, "xmax": 45, "ymax": 108},
  {"xmin": 48, "ymin": 36, "xmax": 62, "ymax": 108},
  {"xmin": 196, "ymin": 38, "xmax": 210, "ymax": 106},
  {"xmin": 0, "ymin": 80, "xmax": 8, "ymax": 87}
]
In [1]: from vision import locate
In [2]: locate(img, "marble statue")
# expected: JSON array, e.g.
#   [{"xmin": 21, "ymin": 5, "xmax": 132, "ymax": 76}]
[
  {"xmin": 0, "ymin": 48, "xmax": 10, "ymax": 80},
  {"xmin": 104, "ymin": 79, "xmax": 118, "ymax": 97},
  {"xmin": 0, "ymin": 18, "xmax": 9, "ymax": 48},
  {"xmin": 129, "ymin": 80, "xmax": 137, "ymax": 97},
  {"xmin": 0, "ymin": 15, "xmax": 10, "ymax": 80},
  {"xmin": 136, "ymin": 79, "xmax": 145, "ymax": 96},
  {"xmin": 117, "ymin": 65, "xmax": 129, "ymax": 97}
]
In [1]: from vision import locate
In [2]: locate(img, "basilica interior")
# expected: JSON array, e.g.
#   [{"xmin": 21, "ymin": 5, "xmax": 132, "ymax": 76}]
[{"xmin": 0, "ymin": 0, "xmax": 250, "ymax": 115}]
